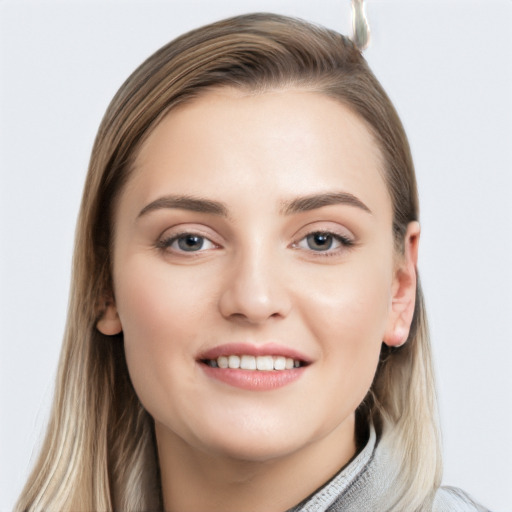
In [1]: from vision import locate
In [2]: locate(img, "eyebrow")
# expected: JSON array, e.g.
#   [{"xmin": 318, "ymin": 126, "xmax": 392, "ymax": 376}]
[
  {"xmin": 137, "ymin": 191, "xmax": 372, "ymax": 219},
  {"xmin": 281, "ymin": 192, "xmax": 372, "ymax": 215},
  {"xmin": 138, "ymin": 195, "xmax": 229, "ymax": 218}
]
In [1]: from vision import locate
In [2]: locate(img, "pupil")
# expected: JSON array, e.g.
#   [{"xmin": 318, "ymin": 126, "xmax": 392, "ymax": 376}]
[
  {"xmin": 178, "ymin": 235, "xmax": 203, "ymax": 251},
  {"xmin": 308, "ymin": 233, "xmax": 332, "ymax": 251}
]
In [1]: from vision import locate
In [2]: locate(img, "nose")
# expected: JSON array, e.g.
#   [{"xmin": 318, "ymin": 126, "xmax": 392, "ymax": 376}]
[{"xmin": 218, "ymin": 250, "xmax": 292, "ymax": 324}]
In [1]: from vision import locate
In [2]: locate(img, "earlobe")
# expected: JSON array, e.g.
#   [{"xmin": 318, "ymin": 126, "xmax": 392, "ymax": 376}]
[
  {"xmin": 96, "ymin": 300, "xmax": 123, "ymax": 335},
  {"xmin": 383, "ymin": 222, "xmax": 420, "ymax": 347}
]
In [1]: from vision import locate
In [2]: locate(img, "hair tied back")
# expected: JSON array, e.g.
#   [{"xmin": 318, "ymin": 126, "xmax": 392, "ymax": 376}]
[{"xmin": 351, "ymin": 0, "xmax": 371, "ymax": 50}]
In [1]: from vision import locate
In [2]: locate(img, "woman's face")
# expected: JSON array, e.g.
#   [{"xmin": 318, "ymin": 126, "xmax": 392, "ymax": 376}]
[{"xmin": 102, "ymin": 88, "xmax": 415, "ymax": 462}]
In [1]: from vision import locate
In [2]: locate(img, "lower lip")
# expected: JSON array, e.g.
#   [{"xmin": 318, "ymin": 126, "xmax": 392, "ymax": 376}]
[{"xmin": 200, "ymin": 364, "xmax": 307, "ymax": 391}]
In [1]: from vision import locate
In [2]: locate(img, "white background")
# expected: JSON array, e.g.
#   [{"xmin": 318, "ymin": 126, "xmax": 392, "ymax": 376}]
[{"xmin": 1, "ymin": 1, "xmax": 511, "ymax": 510}]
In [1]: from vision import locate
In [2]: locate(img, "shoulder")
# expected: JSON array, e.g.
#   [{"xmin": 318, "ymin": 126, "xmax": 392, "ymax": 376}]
[{"xmin": 433, "ymin": 486, "xmax": 491, "ymax": 512}]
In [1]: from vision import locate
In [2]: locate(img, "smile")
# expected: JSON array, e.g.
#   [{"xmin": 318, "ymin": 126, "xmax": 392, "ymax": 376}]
[
  {"xmin": 203, "ymin": 355, "xmax": 302, "ymax": 371},
  {"xmin": 197, "ymin": 343, "xmax": 311, "ymax": 390}
]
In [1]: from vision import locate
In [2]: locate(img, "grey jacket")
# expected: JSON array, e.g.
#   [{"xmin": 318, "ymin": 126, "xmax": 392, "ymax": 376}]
[{"xmin": 287, "ymin": 426, "xmax": 490, "ymax": 512}]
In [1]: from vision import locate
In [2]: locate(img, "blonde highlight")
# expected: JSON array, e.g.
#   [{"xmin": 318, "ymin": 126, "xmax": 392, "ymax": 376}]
[{"xmin": 16, "ymin": 13, "xmax": 441, "ymax": 511}]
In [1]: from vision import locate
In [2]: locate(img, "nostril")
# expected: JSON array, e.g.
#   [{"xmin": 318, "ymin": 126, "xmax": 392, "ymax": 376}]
[{"xmin": 217, "ymin": 262, "xmax": 292, "ymax": 323}]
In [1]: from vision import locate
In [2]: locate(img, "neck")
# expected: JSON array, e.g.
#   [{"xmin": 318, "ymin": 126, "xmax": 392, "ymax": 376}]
[{"xmin": 155, "ymin": 415, "xmax": 357, "ymax": 512}]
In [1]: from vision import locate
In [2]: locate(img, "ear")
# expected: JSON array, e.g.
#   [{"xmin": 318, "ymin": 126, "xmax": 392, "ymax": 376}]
[
  {"xmin": 96, "ymin": 296, "xmax": 123, "ymax": 336},
  {"xmin": 383, "ymin": 222, "xmax": 420, "ymax": 347}
]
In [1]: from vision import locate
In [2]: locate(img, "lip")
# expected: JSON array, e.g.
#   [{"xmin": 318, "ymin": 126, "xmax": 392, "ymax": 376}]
[
  {"xmin": 198, "ymin": 342, "xmax": 312, "ymax": 363},
  {"xmin": 197, "ymin": 343, "xmax": 312, "ymax": 391}
]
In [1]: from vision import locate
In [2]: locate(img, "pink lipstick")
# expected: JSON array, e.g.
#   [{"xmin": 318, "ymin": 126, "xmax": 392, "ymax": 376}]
[{"xmin": 197, "ymin": 343, "xmax": 311, "ymax": 391}]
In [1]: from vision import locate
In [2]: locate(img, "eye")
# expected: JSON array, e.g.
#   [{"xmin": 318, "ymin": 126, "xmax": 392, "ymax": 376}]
[
  {"xmin": 158, "ymin": 233, "xmax": 217, "ymax": 253},
  {"xmin": 295, "ymin": 231, "xmax": 353, "ymax": 253}
]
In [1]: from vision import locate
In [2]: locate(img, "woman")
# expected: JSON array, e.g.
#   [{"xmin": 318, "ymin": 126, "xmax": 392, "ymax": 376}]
[{"xmin": 15, "ymin": 13, "xmax": 488, "ymax": 512}]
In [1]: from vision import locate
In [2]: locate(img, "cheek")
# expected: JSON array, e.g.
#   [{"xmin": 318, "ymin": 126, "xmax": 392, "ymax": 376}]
[
  {"xmin": 112, "ymin": 256, "xmax": 215, "ymax": 413},
  {"xmin": 114, "ymin": 254, "xmax": 213, "ymax": 343},
  {"xmin": 300, "ymin": 254, "xmax": 392, "ymax": 341},
  {"xmin": 297, "ymin": 259, "xmax": 392, "ymax": 403}
]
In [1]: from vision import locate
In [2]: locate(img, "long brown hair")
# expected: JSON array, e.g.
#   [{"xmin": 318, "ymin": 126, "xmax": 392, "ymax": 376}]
[{"xmin": 17, "ymin": 13, "xmax": 441, "ymax": 511}]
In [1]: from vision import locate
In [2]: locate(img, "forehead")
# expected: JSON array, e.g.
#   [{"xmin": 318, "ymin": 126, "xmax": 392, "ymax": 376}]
[{"xmin": 124, "ymin": 87, "xmax": 391, "ymax": 220}]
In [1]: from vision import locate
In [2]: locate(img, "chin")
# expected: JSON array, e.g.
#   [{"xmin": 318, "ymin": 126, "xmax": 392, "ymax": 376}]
[
  {"xmin": 185, "ymin": 413, "xmax": 332, "ymax": 464},
  {"xmin": 201, "ymin": 432, "xmax": 309, "ymax": 463}
]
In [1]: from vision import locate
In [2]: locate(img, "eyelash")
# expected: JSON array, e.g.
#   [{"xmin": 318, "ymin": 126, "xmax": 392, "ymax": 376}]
[
  {"xmin": 292, "ymin": 231, "xmax": 354, "ymax": 257},
  {"xmin": 156, "ymin": 230, "xmax": 354, "ymax": 257},
  {"xmin": 156, "ymin": 231, "xmax": 218, "ymax": 254}
]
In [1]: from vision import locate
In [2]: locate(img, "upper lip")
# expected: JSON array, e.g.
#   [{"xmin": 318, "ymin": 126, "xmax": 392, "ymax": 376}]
[{"xmin": 198, "ymin": 342, "xmax": 312, "ymax": 364}]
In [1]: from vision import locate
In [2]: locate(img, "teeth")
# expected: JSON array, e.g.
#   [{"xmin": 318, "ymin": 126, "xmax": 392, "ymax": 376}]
[
  {"xmin": 240, "ymin": 355, "xmax": 257, "ymax": 370},
  {"xmin": 256, "ymin": 355, "xmax": 273, "ymax": 371},
  {"xmin": 206, "ymin": 355, "xmax": 301, "ymax": 371},
  {"xmin": 228, "ymin": 355, "xmax": 241, "ymax": 369},
  {"xmin": 274, "ymin": 356, "xmax": 286, "ymax": 370}
]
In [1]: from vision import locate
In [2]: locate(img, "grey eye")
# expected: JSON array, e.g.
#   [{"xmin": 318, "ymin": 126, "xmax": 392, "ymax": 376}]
[
  {"xmin": 305, "ymin": 233, "xmax": 336, "ymax": 251},
  {"xmin": 294, "ymin": 231, "xmax": 352, "ymax": 254},
  {"xmin": 158, "ymin": 231, "xmax": 217, "ymax": 254},
  {"xmin": 176, "ymin": 235, "xmax": 207, "ymax": 251}
]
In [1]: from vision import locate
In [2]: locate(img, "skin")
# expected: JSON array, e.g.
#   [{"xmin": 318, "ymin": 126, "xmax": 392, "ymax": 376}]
[{"xmin": 98, "ymin": 88, "xmax": 419, "ymax": 512}]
